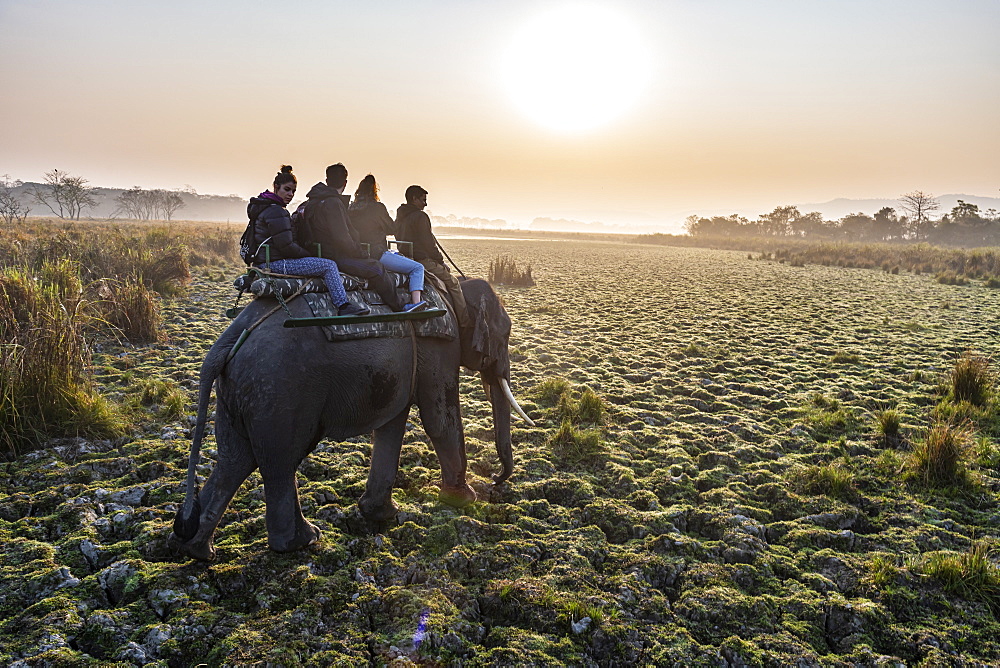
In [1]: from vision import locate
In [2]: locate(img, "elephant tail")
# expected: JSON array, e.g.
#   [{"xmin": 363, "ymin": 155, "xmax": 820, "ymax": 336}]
[{"xmin": 173, "ymin": 341, "xmax": 229, "ymax": 541}]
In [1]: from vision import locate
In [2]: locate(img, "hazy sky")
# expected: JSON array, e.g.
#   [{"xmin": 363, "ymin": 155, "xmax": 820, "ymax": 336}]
[{"xmin": 2, "ymin": 0, "xmax": 998, "ymax": 230}]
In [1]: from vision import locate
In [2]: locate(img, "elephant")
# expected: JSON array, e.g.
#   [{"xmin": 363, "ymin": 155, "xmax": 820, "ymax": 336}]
[{"xmin": 171, "ymin": 277, "xmax": 531, "ymax": 562}]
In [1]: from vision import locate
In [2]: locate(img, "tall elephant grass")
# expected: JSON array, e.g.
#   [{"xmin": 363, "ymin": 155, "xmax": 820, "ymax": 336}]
[
  {"xmin": 0, "ymin": 219, "xmax": 236, "ymax": 457},
  {"xmin": 0, "ymin": 262, "xmax": 126, "ymax": 457},
  {"xmin": 0, "ymin": 218, "xmax": 240, "ymax": 286}
]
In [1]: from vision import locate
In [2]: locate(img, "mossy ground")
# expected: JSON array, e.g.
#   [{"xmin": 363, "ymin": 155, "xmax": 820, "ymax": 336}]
[{"xmin": 3, "ymin": 239, "xmax": 1000, "ymax": 665}]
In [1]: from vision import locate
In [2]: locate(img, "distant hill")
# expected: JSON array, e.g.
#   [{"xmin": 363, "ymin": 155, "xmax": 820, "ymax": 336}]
[
  {"xmin": 795, "ymin": 194, "xmax": 1000, "ymax": 221},
  {"xmin": 10, "ymin": 182, "xmax": 247, "ymax": 222}
]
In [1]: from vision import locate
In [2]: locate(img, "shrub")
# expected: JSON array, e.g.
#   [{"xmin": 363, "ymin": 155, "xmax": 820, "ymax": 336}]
[
  {"xmin": 906, "ymin": 422, "xmax": 971, "ymax": 487},
  {"xmin": 488, "ymin": 255, "xmax": 534, "ymax": 286},
  {"xmin": 950, "ymin": 352, "xmax": 993, "ymax": 407}
]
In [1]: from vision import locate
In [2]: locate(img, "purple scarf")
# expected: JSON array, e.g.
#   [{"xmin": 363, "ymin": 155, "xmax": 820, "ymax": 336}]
[{"xmin": 259, "ymin": 190, "xmax": 285, "ymax": 206}]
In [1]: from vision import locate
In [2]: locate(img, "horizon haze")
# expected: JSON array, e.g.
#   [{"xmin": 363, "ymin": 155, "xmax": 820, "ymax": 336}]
[{"xmin": 1, "ymin": 1, "xmax": 997, "ymax": 231}]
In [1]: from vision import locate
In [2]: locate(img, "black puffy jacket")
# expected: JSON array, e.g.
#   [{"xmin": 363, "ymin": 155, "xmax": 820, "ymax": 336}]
[{"xmin": 246, "ymin": 196, "xmax": 309, "ymax": 263}]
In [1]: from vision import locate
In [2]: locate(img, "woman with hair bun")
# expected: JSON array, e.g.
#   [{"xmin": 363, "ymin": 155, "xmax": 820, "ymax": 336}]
[{"xmin": 246, "ymin": 165, "xmax": 368, "ymax": 316}]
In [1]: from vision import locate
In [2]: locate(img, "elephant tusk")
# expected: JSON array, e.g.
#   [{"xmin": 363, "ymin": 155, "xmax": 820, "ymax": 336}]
[
  {"xmin": 482, "ymin": 378, "xmax": 492, "ymax": 402},
  {"xmin": 500, "ymin": 378, "xmax": 535, "ymax": 427}
]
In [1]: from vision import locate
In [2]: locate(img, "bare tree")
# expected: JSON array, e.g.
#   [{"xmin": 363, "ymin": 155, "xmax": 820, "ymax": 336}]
[
  {"xmin": 156, "ymin": 190, "xmax": 185, "ymax": 221},
  {"xmin": 0, "ymin": 174, "xmax": 31, "ymax": 225},
  {"xmin": 115, "ymin": 186, "xmax": 171, "ymax": 220},
  {"xmin": 899, "ymin": 191, "xmax": 940, "ymax": 238},
  {"xmin": 114, "ymin": 186, "xmax": 145, "ymax": 219},
  {"xmin": 31, "ymin": 169, "xmax": 97, "ymax": 220}
]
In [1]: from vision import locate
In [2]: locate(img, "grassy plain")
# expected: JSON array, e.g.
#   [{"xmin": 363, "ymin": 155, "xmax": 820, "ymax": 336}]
[{"xmin": 3, "ymin": 231, "xmax": 1000, "ymax": 665}]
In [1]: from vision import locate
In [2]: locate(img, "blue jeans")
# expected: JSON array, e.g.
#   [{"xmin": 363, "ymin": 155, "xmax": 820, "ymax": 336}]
[
  {"xmin": 262, "ymin": 258, "xmax": 348, "ymax": 306},
  {"xmin": 378, "ymin": 251, "xmax": 424, "ymax": 292}
]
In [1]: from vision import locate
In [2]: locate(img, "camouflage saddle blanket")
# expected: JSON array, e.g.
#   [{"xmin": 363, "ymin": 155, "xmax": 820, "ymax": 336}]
[{"xmin": 233, "ymin": 271, "xmax": 457, "ymax": 342}]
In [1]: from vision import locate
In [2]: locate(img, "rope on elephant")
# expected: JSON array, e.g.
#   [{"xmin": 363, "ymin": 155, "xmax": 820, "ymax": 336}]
[
  {"xmin": 247, "ymin": 279, "xmax": 314, "ymax": 333},
  {"xmin": 231, "ymin": 266, "xmax": 305, "ymax": 318},
  {"xmin": 250, "ymin": 267, "xmax": 307, "ymax": 280},
  {"xmin": 226, "ymin": 279, "xmax": 316, "ymax": 366}
]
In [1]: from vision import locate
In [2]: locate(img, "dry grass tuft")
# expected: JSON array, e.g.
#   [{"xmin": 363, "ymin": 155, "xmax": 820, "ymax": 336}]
[
  {"xmin": 576, "ymin": 388, "xmax": 606, "ymax": 424},
  {"xmin": 95, "ymin": 278, "xmax": 161, "ymax": 344},
  {"xmin": 950, "ymin": 352, "xmax": 993, "ymax": 407},
  {"xmin": 874, "ymin": 408, "xmax": 903, "ymax": 445},
  {"xmin": 793, "ymin": 463, "xmax": 856, "ymax": 501},
  {"xmin": 914, "ymin": 542, "xmax": 1000, "ymax": 611},
  {"xmin": 906, "ymin": 422, "xmax": 972, "ymax": 487},
  {"xmin": 549, "ymin": 418, "xmax": 605, "ymax": 465},
  {"xmin": 488, "ymin": 255, "xmax": 535, "ymax": 286},
  {"xmin": 534, "ymin": 377, "xmax": 572, "ymax": 405}
]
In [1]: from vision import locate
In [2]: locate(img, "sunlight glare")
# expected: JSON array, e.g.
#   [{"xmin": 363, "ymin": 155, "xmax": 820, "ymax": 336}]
[{"xmin": 500, "ymin": 4, "xmax": 652, "ymax": 133}]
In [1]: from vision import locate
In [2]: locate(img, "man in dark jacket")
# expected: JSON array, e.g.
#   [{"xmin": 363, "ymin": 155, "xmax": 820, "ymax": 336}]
[
  {"xmin": 300, "ymin": 163, "xmax": 403, "ymax": 311},
  {"xmin": 395, "ymin": 185, "xmax": 470, "ymax": 327}
]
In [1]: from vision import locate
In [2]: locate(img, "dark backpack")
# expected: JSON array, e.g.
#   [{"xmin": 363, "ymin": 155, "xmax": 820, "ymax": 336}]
[
  {"xmin": 240, "ymin": 203, "xmax": 276, "ymax": 265},
  {"xmin": 238, "ymin": 221, "xmax": 256, "ymax": 265},
  {"xmin": 238, "ymin": 222, "xmax": 274, "ymax": 265}
]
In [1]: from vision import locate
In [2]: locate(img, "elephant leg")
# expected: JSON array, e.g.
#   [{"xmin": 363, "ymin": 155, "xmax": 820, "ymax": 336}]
[
  {"xmin": 251, "ymin": 426, "xmax": 321, "ymax": 553},
  {"xmin": 181, "ymin": 413, "xmax": 257, "ymax": 562},
  {"xmin": 418, "ymin": 379, "xmax": 477, "ymax": 508},
  {"xmin": 359, "ymin": 407, "xmax": 408, "ymax": 521}
]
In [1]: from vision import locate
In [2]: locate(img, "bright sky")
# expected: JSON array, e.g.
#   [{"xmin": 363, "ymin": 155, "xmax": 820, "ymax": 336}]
[{"xmin": 1, "ymin": 0, "xmax": 998, "ymax": 230}]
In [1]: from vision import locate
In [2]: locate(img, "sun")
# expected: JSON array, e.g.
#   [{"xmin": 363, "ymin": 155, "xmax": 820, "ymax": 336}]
[{"xmin": 500, "ymin": 4, "xmax": 651, "ymax": 133}]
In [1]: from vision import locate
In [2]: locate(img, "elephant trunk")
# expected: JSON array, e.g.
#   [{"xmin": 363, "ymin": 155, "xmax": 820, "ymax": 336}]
[{"xmin": 488, "ymin": 376, "xmax": 514, "ymax": 484}]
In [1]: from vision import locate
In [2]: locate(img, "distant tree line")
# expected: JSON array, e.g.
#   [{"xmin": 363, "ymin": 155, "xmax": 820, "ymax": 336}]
[
  {"xmin": 432, "ymin": 213, "xmax": 510, "ymax": 229},
  {"xmin": 0, "ymin": 169, "xmax": 187, "ymax": 223},
  {"xmin": 113, "ymin": 186, "xmax": 185, "ymax": 221},
  {"xmin": 684, "ymin": 191, "xmax": 1000, "ymax": 246}
]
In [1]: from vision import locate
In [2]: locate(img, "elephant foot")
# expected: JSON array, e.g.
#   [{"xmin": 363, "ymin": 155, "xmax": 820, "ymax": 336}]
[
  {"xmin": 169, "ymin": 533, "xmax": 216, "ymax": 562},
  {"xmin": 359, "ymin": 494, "xmax": 400, "ymax": 522},
  {"xmin": 270, "ymin": 522, "xmax": 322, "ymax": 553},
  {"xmin": 439, "ymin": 483, "xmax": 477, "ymax": 508}
]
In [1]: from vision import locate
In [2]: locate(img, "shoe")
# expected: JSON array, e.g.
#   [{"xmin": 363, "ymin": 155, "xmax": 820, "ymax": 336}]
[
  {"xmin": 338, "ymin": 302, "xmax": 370, "ymax": 316},
  {"xmin": 402, "ymin": 300, "xmax": 428, "ymax": 313}
]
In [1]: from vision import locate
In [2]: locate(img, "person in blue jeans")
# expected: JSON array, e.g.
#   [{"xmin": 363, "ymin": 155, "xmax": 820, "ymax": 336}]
[
  {"xmin": 348, "ymin": 174, "xmax": 428, "ymax": 312},
  {"xmin": 246, "ymin": 165, "xmax": 368, "ymax": 316}
]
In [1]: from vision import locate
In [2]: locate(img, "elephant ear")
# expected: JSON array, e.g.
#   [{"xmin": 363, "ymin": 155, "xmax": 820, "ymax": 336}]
[{"xmin": 461, "ymin": 279, "xmax": 511, "ymax": 379}]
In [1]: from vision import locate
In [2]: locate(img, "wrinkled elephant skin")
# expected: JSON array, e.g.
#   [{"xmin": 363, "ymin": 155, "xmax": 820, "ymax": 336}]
[{"xmin": 172, "ymin": 278, "xmax": 515, "ymax": 561}]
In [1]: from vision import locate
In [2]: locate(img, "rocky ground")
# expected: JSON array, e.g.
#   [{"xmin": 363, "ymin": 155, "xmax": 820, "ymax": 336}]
[{"xmin": 2, "ymin": 240, "xmax": 1000, "ymax": 666}]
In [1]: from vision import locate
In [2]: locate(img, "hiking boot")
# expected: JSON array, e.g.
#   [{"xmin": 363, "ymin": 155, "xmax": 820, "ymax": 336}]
[
  {"xmin": 402, "ymin": 300, "xmax": 428, "ymax": 313},
  {"xmin": 338, "ymin": 302, "xmax": 370, "ymax": 316}
]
